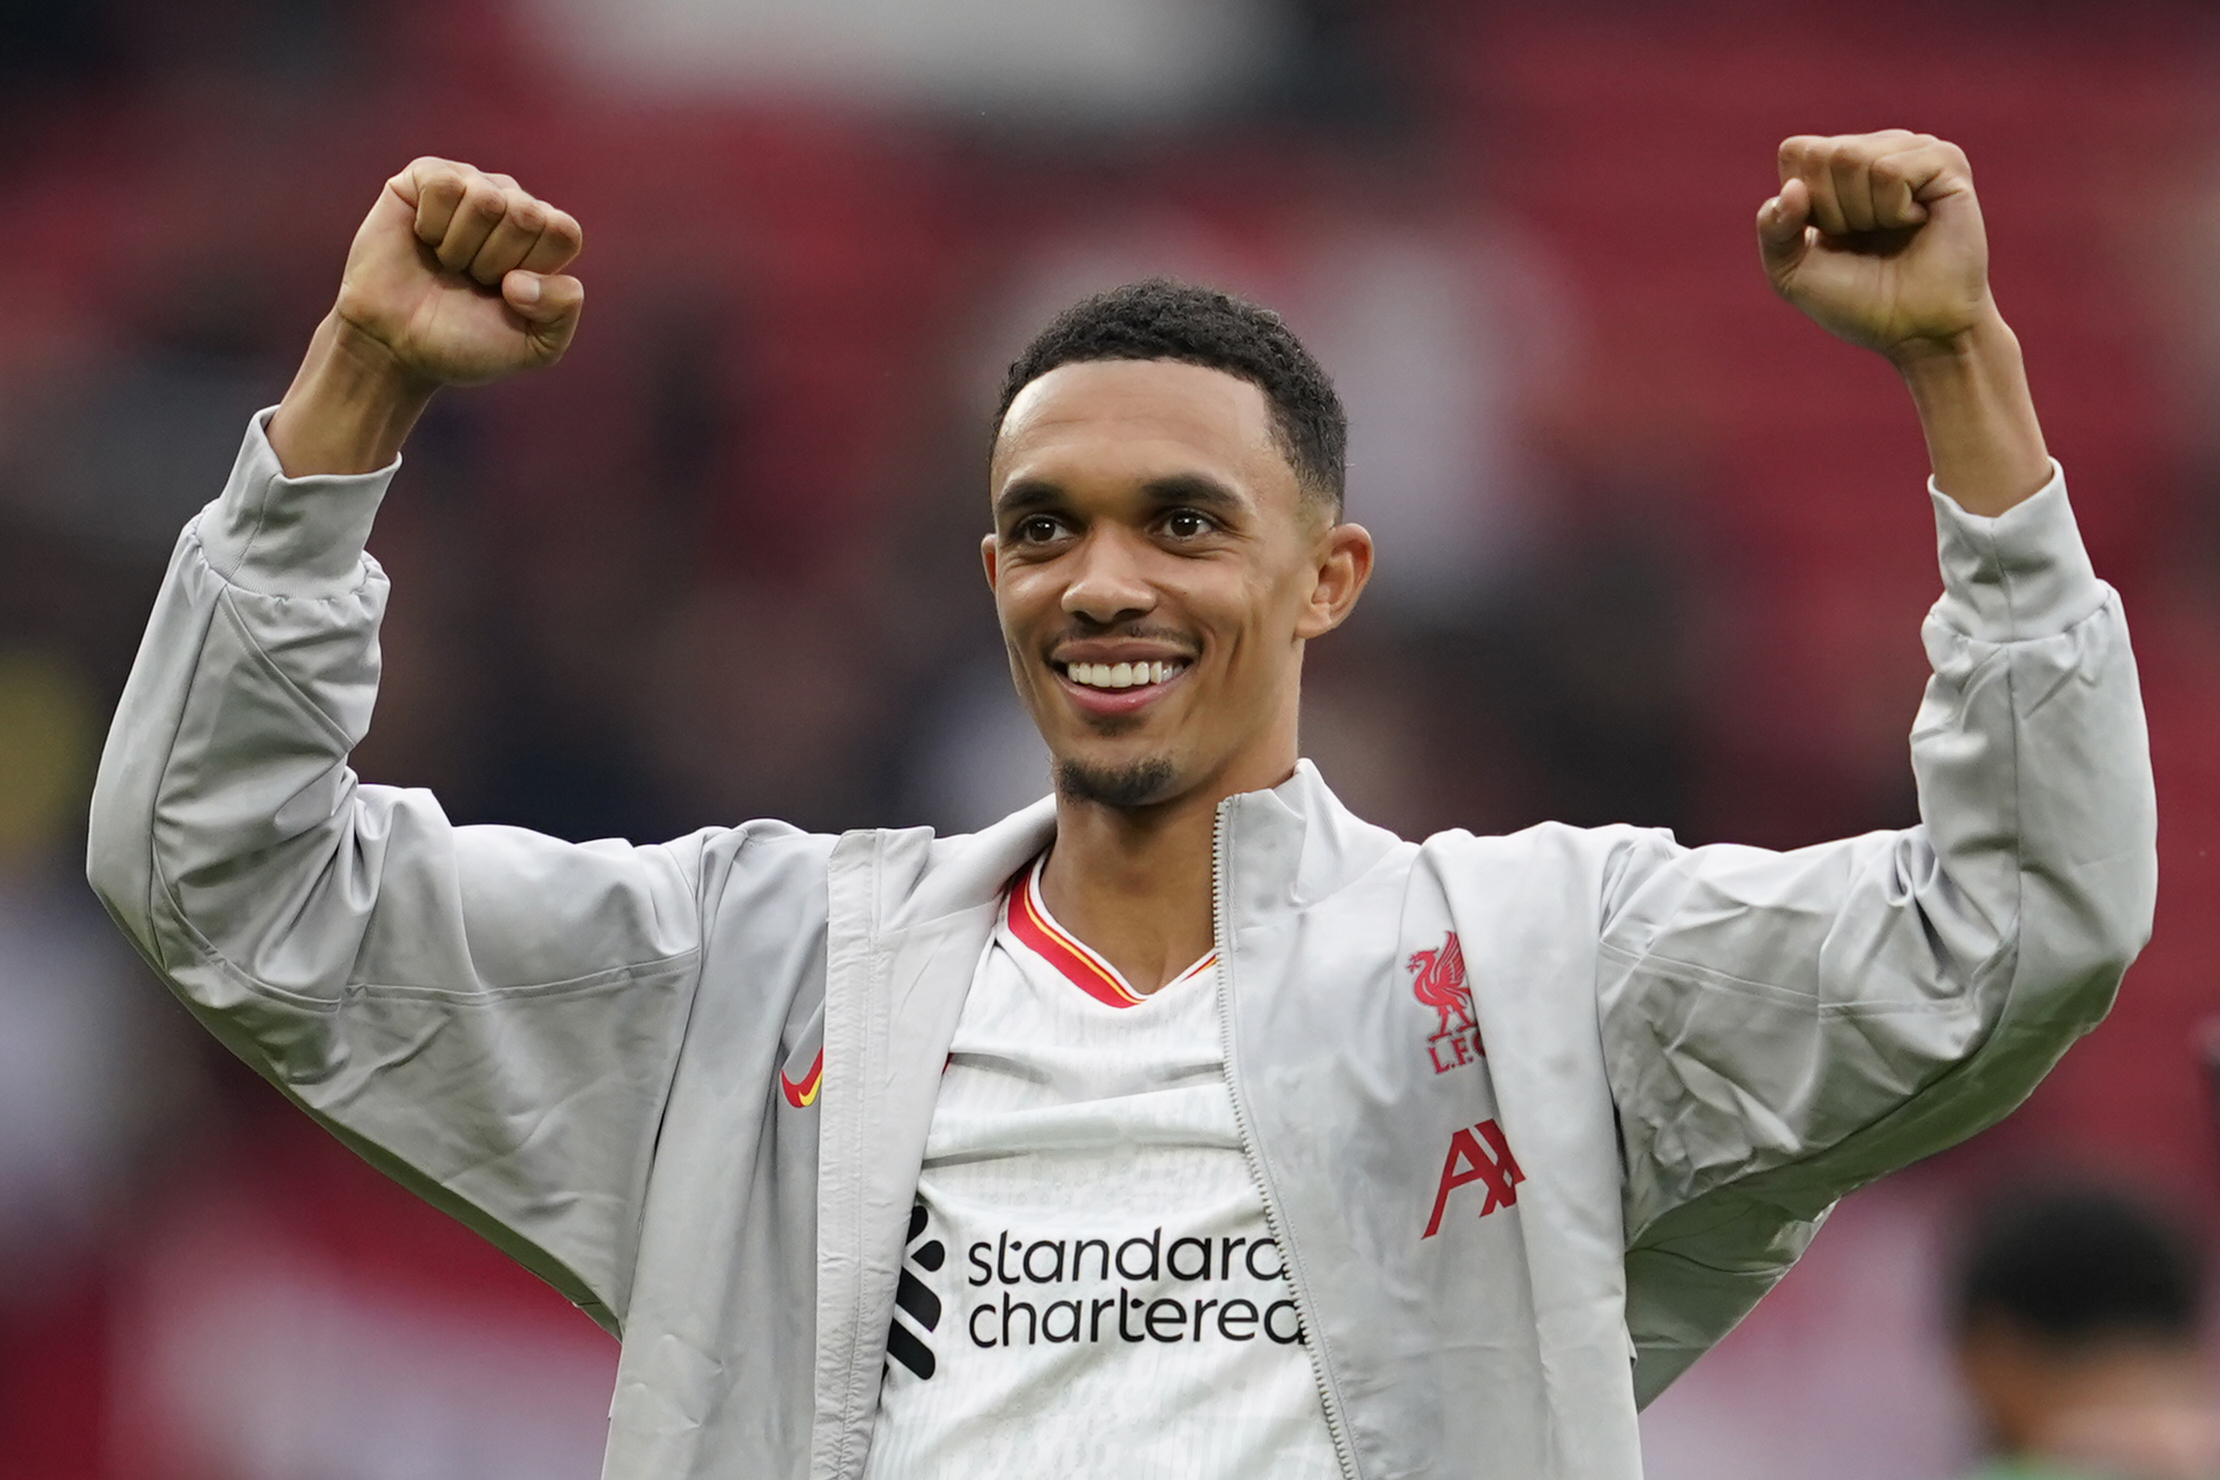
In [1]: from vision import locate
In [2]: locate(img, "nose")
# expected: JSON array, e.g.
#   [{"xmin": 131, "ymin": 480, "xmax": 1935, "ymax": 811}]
[{"xmin": 1061, "ymin": 528, "xmax": 1159, "ymax": 626}]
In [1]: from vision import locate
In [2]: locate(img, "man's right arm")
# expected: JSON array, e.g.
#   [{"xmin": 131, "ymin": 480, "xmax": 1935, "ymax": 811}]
[{"xmin": 86, "ymin": 162, "xmax": 718, "ymax": 1334}]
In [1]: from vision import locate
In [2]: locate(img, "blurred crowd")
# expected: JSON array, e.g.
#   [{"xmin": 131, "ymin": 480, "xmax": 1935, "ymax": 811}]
[{"xmin": 1, "ymin": 1, "xmax": 2217, "ymax": 1477}]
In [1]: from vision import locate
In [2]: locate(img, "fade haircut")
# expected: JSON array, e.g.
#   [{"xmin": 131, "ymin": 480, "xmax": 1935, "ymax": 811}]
[{"xmin": 995, "ymin": 279, "xmax": 1348, "ymax": 519}]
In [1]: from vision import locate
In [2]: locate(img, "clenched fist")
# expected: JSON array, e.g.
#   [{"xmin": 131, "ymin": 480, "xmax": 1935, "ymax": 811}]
[
  {"xmin": 335, "ymin": 158, "xmax": 586, "ymax": 386},
  {"xmin": 1759, "ymin": 131, "xmax": 1991, "ymax": 362},
  {"xmin": 1754, "ymin": 129, "xmax": 2050, "ymax": 516},
  {"xmin": 269, "ymin": 160, "xmax": 586, "ymax": 475}
]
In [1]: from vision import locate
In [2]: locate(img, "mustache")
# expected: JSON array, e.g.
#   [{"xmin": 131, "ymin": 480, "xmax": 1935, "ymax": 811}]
[{"xmin": 1043, "ymin": 622, "xmax": 1199, "ymax": 655}]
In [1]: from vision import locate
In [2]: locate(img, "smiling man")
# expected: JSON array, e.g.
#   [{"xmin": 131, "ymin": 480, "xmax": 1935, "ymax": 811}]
[
  {"xmin": 986, "ymin": 323, "xmax": 1371, "ymax": 996},
  {"xmin": 90, "ymin": 131, "xmax": 2154, "ymax": 1480}
]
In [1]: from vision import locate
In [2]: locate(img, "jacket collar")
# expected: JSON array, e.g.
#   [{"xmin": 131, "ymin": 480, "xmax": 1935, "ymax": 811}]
[
  {"xmin": 885, "ymin": 758, "xmax": 1399, "ymax": 935},
  {"xmin": 882, "ymin": 796, "xmax": 1057, "ymax": 932},
  {"xmin": 1218, "ymin": 759, "xmax": 1407, "ymax": 924}
]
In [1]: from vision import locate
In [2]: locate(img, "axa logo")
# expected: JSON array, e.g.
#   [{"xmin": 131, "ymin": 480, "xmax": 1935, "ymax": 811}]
[
  {"xmin": 1422, "ymin": 1118, "xmax": 1524, "ymax": 1239},
  {"xmin": 1409, "ymin": 931, "xmax": 1483, "ymax": 1075},
  {"xmin": 887, "ymin": 1199, "xmax": 945, "ymax": 1380}
]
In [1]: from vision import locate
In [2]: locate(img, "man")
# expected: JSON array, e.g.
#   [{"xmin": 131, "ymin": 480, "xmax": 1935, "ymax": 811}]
[
  {"xmin": 1954, "ymin": 1189, "xmax": 2214, "ymax": 1480},
  {"xmin": 88, "ymin": 131, "xmax": 2154, "ymax": 1479}
]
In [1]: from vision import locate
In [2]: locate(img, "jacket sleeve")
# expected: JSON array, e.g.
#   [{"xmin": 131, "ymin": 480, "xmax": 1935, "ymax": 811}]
[
  {"xmin": 87, "ymin": 411, "xmax": 714, "ymax": 1334},
  {"xmin": 1597, "ymin": 463, "xmax": 2156, "ymax": 1402}
]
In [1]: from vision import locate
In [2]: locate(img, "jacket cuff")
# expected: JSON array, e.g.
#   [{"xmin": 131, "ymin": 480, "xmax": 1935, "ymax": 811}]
[
  {"xmin": 192, "ymin": 407, "xmax": 398, "ymax": 597},
  {"xmin": 1928, "ymin": 460, "xmax": 2104, "ymax": 643}
]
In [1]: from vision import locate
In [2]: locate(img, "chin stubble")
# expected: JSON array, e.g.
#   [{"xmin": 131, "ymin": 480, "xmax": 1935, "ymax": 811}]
[{"xmin": 1054, "ymin": 756, "xmax": 1179, "ymax": 810}]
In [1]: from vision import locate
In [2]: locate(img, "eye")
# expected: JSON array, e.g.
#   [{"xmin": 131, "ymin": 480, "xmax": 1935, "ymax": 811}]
[
  {"xmin": 1162, "ymin": 508, "xmax": 1212, "ymax": 539},
  {"xmin": 1012, "ymin": 514, "xmax": 1066, "ymax": 545}
]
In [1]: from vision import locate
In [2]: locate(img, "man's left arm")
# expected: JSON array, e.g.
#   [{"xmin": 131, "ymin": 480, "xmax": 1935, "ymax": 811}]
[{"xmin": 1598, "ymin": 133, "xmax": 2157, "ymax": 1398}]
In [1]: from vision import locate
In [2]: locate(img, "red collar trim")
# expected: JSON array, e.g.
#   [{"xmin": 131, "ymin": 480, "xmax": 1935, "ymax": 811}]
[{"xmin": 1004, "ymin": 857, "xmax": 1216, "ymax": 1008}]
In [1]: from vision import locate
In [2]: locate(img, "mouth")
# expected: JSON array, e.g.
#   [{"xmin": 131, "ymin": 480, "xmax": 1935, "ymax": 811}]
[{"xmin": 1050, "ymin": 656, "xmax": 1192, "ymax": 715}]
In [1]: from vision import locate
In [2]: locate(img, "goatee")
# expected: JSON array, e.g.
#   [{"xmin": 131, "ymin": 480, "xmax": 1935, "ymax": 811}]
[{"xmin": 1055, "ymin": 756, "xmax": 1179, "ymax": 810}]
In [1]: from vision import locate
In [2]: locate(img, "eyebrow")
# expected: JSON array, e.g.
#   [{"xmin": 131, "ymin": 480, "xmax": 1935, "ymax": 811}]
[
  {"xmin": 993, "ymin": 477, "xmax": 1065, "ymax": 519},
  {"xmin": 992, "ymin": 471, "xmax": 1251, "ymax": 521},
  {"xmin": 1140, "ymin": 473, "xmax": 1248, "ymax": 516}
]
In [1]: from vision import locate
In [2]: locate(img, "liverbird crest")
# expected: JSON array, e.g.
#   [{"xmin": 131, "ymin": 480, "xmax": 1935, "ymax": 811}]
[{"xmin": 1407, "ymin": 932, "xmax": 1474, "ymax": 1040}]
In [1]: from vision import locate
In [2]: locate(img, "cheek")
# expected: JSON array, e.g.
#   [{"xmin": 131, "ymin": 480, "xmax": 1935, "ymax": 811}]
[
  {"xmin": 1217, "ymin": 572, "xmax": 1308, "ymax": 659},
  {"xmin": 993, "ymin": 571, "xmax": 1050, "ymax": 642},
  {"xmin": 994, "ymin": 578, "xmax": 1068, "ymax": 697}
]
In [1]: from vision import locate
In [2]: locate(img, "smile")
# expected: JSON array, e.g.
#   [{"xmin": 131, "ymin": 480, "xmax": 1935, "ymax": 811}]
[
  {"xmin": 1056, "ymin": 659, "xmax": 1188, "ymax": 691},
  {"xmin": 1050, "ymin": 655, "xmax": 1192, "ymax": 716}
]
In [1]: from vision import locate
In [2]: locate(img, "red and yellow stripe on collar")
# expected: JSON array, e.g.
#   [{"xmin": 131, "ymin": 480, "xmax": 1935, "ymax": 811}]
[{"xmin": 1005, "ymin": 858, "xmax": 1217, "ymax": 1008}]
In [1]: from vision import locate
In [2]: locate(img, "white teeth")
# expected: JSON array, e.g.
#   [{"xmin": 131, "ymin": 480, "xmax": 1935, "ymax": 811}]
[{"xmin": 1064, "ymin": 659, "xmax": 1183, "ymax": 689}]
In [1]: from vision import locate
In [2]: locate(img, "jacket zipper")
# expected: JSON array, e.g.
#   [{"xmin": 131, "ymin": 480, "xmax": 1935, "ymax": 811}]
[{"xmin": 1212, "ymin": 799, "xmax": 1361, "ymax": 1480}]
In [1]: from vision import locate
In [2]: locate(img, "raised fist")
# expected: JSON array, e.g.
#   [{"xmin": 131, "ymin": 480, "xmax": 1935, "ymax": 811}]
[
  {"xmin": 1758, "ymin": 131, "xmax": 1991, "ymax": 362},
  {"xmin": 332, "ymin": 158, "xmax": 585, "ymax": 387}
]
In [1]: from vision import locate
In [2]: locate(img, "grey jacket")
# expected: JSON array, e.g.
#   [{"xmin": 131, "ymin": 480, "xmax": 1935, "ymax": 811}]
[{"xmin": 88, "ymin": 413, "xmax": 2155, "ymax": 1480}]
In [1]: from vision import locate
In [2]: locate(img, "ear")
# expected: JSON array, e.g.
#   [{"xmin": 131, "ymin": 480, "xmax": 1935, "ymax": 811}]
[
  {"xmin": 981, "ymin": 531, "xmax": 1000, "ymax": 593},
  {"xmin": 1294, "ymin": 522, "xmax": 1374, "ymax": 639}
]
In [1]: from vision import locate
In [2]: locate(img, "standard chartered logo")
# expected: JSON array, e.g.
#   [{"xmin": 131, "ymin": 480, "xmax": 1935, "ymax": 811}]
[
  {"xmin": 960, "ymin": 1226, "xmax": 1304, "ymax": 1349},
  {"xmin": 888, "ymin": 1201, "xmax": 946, "ymax": 1379}
]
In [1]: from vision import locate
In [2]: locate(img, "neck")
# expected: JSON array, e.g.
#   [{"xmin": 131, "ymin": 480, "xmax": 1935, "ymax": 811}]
[{"xmin": 1039, "ymin": 750, "xmax": 1295, "ymax": 995}]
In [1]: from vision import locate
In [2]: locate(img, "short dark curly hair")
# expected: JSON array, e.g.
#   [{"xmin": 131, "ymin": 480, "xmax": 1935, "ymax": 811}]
[{"xmin": 994, "ymin": 279, "xmax": 1347, "ymax": 517}]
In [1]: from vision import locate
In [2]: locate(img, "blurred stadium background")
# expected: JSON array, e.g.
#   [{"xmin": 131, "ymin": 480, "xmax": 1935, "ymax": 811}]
[{"xmin": 1, "ymin": 0, "xmax": 2215, "ymax": 1475}]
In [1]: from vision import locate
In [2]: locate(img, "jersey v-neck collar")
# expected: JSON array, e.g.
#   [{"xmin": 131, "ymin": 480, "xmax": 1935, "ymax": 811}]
[{"xmin": 1002, "ymin": 853, "xmax": 1217, "ymax": 1009}]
